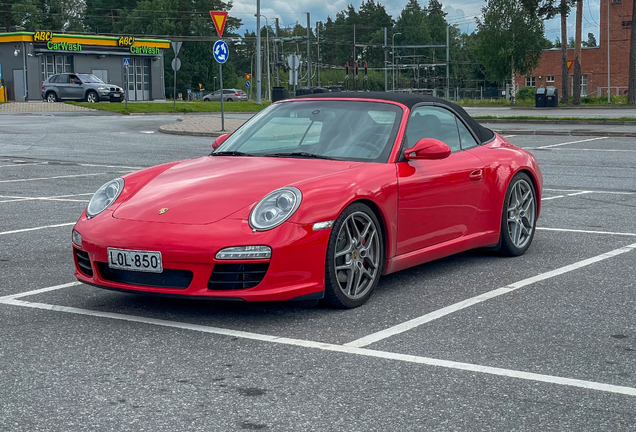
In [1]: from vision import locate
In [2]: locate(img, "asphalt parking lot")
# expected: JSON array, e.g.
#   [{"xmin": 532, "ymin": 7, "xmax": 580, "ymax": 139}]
[{"xmin": 1, "ymin": 114, "xmax": 636, "ymax": 431}]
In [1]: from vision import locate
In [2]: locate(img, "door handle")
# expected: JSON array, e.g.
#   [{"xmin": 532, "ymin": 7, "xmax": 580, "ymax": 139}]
[{"xmin": 469, "ymin": 169, "xmax": 483, "ymax": 182}]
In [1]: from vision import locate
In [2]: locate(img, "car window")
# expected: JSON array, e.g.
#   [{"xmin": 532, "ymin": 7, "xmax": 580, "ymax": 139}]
[
  {"xmin": 57, "ymin": 74, "xmax": 70, "ymax": 84},
  {"xmin": 48, "ymin": 75, "xmax": 59, "ymax": 83},
  {"xmin": 457, "ymin": 119, "xmax": 479, "ymax": 150},
  {"xmin": 405, "ymin": 106, "xmax": 461, "ymax": 153},
  {"xmin": 223, "ymin": 90, "xmax": 233, "ymax": 94},
  {"xmin": 78, "ymin": 74, "xmax": 104, "ymax": 83},
  {"xmin": 216, "ymin": 100, "xmax": 403, "ymax": 163}
]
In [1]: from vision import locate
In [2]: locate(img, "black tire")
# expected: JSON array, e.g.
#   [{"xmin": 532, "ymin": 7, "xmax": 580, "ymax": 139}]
[
  {"xmin": 497, "ymin": 172, "xmax": 537, "ymax": 257},
  {"xmin": 323, "ymin": 203, "xmax": 384, "ymax": 308},
  {"xmin": 227, "ymin": 98, "xmax": 233, "ymax": 102},
  {"xmin": 86, "ymin": 91, "xmax": 99, "ymax": 103},
  {"xmin": 45, "ymin": 92, "xmax": 58, "ymax": 103}
]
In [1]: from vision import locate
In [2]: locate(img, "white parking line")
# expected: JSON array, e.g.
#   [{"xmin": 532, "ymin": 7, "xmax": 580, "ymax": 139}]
[
  {"xmin": 2, "ymin": 294, "xmax": 636, "ymax": 397},
  {"xmin": 0, "ymin": 173, "xmax": 107, "ymax": 183},
  {"xmin": 0, "ymin": 282, "xmax": 81, "ymax": 302},
  {"xmin": 345, "ymin": 242, "xmax": 636, "ymax": 348},
  {"xmin": 537, "ymin": 137, "xmax": 608, "ymax": 149},
  {"xmin": 537, "ymin": 227, "xmax": 636, "ymax": 237},
  {"xmin": 0, "ymin": 222, "xmax": 75, "ymax": 236},
  {"xmin": 0, "ymin": 162, "xmax": 47, "ymax": 168},
  {"xmin": 0, "ymin": 193, "xmax": 92, "ymax": 204},
  {"xmin": 544, "ymin": 188, "xmax": 635, "ymax": 195},
  {"xmin": 542, "ymin": 191, "xmax": 593, "ymax": 201}
]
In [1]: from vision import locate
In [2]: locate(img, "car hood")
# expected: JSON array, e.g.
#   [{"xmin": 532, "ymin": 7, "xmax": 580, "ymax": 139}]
[{"xmin": 113, "ymin": 156, "xmax": 362, "ymax": 225}]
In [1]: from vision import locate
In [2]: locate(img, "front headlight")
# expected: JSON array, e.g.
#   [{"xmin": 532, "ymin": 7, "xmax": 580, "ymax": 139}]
[
  {"xmin": 249, "ymin": 187, "xmax": 302, "ymax": 231},
  {"xmin": 86, "ymin": 178, "xmax": 124, "ymax": 218}
]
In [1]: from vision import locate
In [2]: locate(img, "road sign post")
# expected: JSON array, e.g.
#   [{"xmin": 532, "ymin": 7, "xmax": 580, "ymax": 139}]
[
  {"xmin": 210, "ymin": 12, "xmax": 229, "ymax": 131},
  {"xmin": 123, "ymin": 58, "xmax": 130, "ymax": 110},
  {"xmin": 171, "ymin": 42, "xmax": 183, "ymax": 109}
]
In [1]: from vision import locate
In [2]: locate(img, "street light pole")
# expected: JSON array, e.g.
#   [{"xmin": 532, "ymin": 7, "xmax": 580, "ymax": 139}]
[
  {"xmin": 306, "ymin": 13, "xmax": 312, "ymax": 87},
  {"xmin": 256, "ymin": 0, "xmax": 261, "ymax": 104},
  {"xmin": 392, "ymin": 32, "xmax": 402, "ymax": 91},
  {"xmin": 256, "ymin": 14, "xmax": 271, "ymax": 100},
  {"xmin": 607, "ymin": 0, "xmax": 611, "ymax": 103}
]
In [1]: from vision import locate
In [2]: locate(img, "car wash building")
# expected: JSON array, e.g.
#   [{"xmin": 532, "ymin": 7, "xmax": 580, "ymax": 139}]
[{"xmin": 0, "ymin": 31, "xmax": 170, "ymax": 102}]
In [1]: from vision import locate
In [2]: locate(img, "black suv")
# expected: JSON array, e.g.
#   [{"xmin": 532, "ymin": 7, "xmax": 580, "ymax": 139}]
[{"xmin": 42, "ymin": 73, "xmax": 124, "ymax": 103}]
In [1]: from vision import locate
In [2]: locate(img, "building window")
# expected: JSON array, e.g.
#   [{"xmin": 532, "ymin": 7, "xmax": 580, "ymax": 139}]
[
  {"xmin": 42, "ymin": 55, "xmax": 73, "ymax": 82},
  {"xmin": 546, "ymin": 76, "xmax": 555, "ymax": 83},
  {"xmin": 571, "ymin": 74, "xmax": 588, "ymax": 96},
  {"xmin": 525, "ymin": 76, "xmax": 536, "ymax": 87}
]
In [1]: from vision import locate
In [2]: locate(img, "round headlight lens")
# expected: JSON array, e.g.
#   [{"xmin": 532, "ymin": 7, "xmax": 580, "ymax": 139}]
[
  {"xmin": 249, "ymin": 187, "xmax": 302, "ymax": 231},
  {"xmin": 86, "ymin": 178, "xmax": 124, "ymax": 218}
]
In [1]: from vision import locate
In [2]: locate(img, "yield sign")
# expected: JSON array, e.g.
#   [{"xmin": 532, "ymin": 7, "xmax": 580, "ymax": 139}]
[
  {"xmin": 210, "ymin": 11, "xmax": 228, "ymax": 38},
  {"xmin": 245, "ymin": 73, "xmax": 252, "ymax": 81},
  {"xmin": 567, "ymin": 60, "xmax": 573, "ymax": 70}
]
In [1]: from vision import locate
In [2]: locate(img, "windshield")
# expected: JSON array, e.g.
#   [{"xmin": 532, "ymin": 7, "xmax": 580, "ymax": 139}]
[
  {"xmin": 215, "ymin": 100, "xmax": 403, "ymax": 162},
  {"xmin": 78, "ymin": 74, "xmax": 104, "ymax": 83}
]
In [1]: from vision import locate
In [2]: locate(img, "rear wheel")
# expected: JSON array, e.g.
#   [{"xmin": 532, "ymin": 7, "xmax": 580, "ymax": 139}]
[
  {"xmin": 498, "ymin": 172, "xmax": 537, "ymax": 256},
  {"xmin": 324, "ymin": 203, "xmax": 384, "ymax": 308},
  {"xmin": 86, "ymin": 91, "xmax": 98, "ymax": 103},
  {"xmin": 227, "ymin": 98, "xmax": 233, "ymax": 102},
  {"xmin": 46, "ymin": 92, "xmax": 58, "ymax": 103}
]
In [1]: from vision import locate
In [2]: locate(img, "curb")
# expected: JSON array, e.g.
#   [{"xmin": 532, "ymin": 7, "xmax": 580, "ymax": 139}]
[
  {"xmin": 490, "ymin": 129, "xmax": 636, "ymax": 137},
  {"xmin": 158, "ymin": 126, "xmax": 226, "ymax": 137},
  {"xmin": 476, "ymin": 119, "xmax": 636, "ymax": 125}
]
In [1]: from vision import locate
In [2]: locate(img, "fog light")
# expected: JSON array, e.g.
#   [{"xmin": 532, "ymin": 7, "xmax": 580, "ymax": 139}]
[
  {"xmin": 72, "ymin": 230, "xmax": 82, "ymax": 247},
  {"xmin": 215, "ymin": 246, "xmax": 271, "ymax": 260}
]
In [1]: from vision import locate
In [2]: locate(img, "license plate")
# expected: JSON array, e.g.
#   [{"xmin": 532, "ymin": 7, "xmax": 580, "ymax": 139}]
[
  {"xmin": 113, "ymin": 93, "xmax": 120, "ymax": 97},
  {"xmin": 107, "ymin": 248, "xmax": 162, "ymax": 273}
]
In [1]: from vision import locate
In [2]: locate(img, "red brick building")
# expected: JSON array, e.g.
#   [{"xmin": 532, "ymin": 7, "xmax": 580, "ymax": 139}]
[{"xmin": 515, "ymin": 0, "xmax": 633, "ymax": 97}]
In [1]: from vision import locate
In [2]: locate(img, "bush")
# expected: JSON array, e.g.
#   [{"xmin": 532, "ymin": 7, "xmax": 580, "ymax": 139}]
[{"xmin": 518, "ymin": 86, "xmax": 536, "ymax": 100}]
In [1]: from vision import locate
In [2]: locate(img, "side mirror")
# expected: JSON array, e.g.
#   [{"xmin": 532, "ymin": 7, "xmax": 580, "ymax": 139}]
[
  {"xmin": 212, "ymin": 133, "xmax": 230, "ymax": 150},
  {"xmin": 404, "ymin": 138, "xmax": 451, "ymax": 161}
]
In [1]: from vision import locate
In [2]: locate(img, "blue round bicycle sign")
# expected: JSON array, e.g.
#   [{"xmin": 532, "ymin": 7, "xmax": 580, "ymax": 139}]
[{"xmin": 213, "ymin": 40, "xmax": 229, "ymax": 64}]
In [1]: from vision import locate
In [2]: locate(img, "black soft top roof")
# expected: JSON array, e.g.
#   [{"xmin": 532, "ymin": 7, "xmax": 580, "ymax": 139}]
[{"xmin": 293, "ymin": 92, "xmax": 495, "ymax": 144}]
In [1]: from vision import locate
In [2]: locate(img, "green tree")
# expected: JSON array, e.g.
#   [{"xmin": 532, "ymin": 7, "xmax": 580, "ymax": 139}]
[
  {"xmin": 475, "ymin": 0, "xmax": 547, "ymax": 104},
  {"xmin": 582, "ymin": 32, "xmax": 597, "ymax": 47}
]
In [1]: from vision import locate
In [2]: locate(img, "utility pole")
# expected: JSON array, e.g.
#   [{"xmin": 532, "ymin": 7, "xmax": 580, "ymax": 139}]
[
  {"xmin": 446, "ymin": 25, "xmax": 450, "ymax": 99},
  {"xmin": 316, "ymin": 21, "xmax": 321, "ymax": 87},
  {"xmin": 607, "ymin": 0, "xmax": 610, "ymax": 103},
  {"xmin": 353, "ymin": 24, "xmax": 356, "ymax": 80},
  {"xmin": 275, "ymin": 18, "xmax": 280, "ymax": 87},
  {"xmin": 256, "ymin": 0, "xmax": 261, "ymax": 104},
  {"xmin": 384, "ymin": 27, "xmax": 388, "ymax": 92},
  {"xmin": 306, "ymin": 13, "xmax": 312, "ymax": 87}
]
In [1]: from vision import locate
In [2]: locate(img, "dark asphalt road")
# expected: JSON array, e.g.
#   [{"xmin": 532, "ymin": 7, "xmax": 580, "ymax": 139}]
[{"xmin": 1, "ymin": 115, "xmax": 635, "ymax": 431}]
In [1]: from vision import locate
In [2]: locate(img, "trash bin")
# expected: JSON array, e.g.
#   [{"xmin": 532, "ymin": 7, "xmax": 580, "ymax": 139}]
[
  {"xmin": 535, "ymin": 87, "xmax": 546, "ymax": 107},
  {"xmin": 272, "ymin": 86, "xmax": 289, "ymax": 103},
  {"xmin": 545, "ymin": 87, "xmax": 559, "ymax": 107},
  {"xmin": 295, "ymin": 87, "xmax": 313, "ymax": 96}
]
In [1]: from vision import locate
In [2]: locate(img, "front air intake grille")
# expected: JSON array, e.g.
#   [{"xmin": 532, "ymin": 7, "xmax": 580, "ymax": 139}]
[
  {"xmin": 208, "ymin": 263, "xmax": 269, "ymax": 290},
  {"xmin": 75, "ymin": 249, "xmax": 93, "ymax": 277},
  {"xmin": 96, "ymin": 263, "xmax": 193, "ymax": 289}
]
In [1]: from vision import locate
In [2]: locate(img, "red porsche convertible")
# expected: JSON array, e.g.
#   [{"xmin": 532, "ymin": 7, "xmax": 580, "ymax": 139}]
[{"xmin": 72, "ymin": 93, "xmax": 542, "ymax": 308}]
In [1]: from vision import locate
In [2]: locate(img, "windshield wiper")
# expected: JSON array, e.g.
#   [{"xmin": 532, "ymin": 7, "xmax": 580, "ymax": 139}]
[
  {"xmin": 263, "ymin": 152, "xmax": 335, "ymax": 160},
  {"xmin": 210, "ymin": 151, "xmax": 254, "ymax": 157}
]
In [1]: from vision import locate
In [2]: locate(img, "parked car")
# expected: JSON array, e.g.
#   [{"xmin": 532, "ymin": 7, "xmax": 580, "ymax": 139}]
[
  {"xmin": 202, "ymin": 89, "xmax": 248, "ymax": 102},
  {"xmin": 42, "ymin": 73, "xmax": 124, "ymax": 103},
  {"xmin": 72, "ymin": 93, "xmax": 542, "ymax": 309}
]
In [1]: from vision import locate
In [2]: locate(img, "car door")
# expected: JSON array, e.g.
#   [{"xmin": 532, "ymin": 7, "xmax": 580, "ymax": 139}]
[
  {"xmin": 396, "ymin": 105, "xmax": 485, "ymax": 255},
  {"xmin": 55, "ymin": 74, "xmax": 70, "ymax": 99},
  {"xmin": 68, "ymin": 74, "xmax": 85, "ymax": 100}
]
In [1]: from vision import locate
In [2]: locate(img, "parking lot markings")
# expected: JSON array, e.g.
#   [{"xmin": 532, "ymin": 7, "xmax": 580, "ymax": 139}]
[
  {"xmin": 544, "ymin": 188, "xmax": 634, "ymax": 195},
  {"xmin": 0, "ymin": 282, "xmax": 81, "ymax": 302},
  {"xmin": 537, "ymin": 137, "xmax": 608, "ymax": 149},
  {"xmin": 2, "ymin": 296, "xmax": 636, "ymax": 397},
  {"xmin": 0, "ymin": 162, "xmax": 47, "ymax": 168},
  {"xmin": 0, "ymin": 173, "xmax": 108, "ymax": 183},
  {"xmin": 345, "ymin": 242, "xmax": 636, "ymax": 349},
  {"xmin": 536, "ymin": 227, "xmax": 636, "ymax": 236},
  {"xmin": 0, "ymin": 193, "xmax": 92, "ymax": 203},
  {"xmin": 0, "ymin": 222, "xmax": 75, "ymax": 236}
]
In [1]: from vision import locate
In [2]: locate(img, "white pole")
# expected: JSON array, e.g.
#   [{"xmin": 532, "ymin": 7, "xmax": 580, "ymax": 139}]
[{"xmin": 256, "ymin": 0, "xmax": 261, "ymax": 104}]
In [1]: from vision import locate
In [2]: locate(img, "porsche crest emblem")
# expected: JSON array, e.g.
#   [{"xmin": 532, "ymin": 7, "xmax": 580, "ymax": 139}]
[{"xmin": 158, "ymin": 208, "xmax": 169, "ymax": 215}]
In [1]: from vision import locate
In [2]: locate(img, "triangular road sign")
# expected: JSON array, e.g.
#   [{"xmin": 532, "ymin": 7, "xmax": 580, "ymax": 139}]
[
  {"xmin": 567, "ymin": 60, "xmax": 573, "ymax": 70},
  {"xmin": 245, "ymin": 73, "xmax": 252, "ymax": 81},
  {"xmin": 210, "ymin": 11, "xmax": 228, "ymax": 38}
]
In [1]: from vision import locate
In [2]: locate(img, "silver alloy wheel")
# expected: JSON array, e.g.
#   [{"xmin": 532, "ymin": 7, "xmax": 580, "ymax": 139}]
[
  {"xmin": 47, "ymin": 93, "xmax": 56, "ymax": 102},
  {"xmin": 507, "ymin": 178, "xmax": 536, "ymax": 249},
  {"xmin": 333, "ymin": 211, "xmax": 381, "ymax": 300},
  {"xmin": 87, "ymin": 92, "xmax": 97, "ymax": 103}
]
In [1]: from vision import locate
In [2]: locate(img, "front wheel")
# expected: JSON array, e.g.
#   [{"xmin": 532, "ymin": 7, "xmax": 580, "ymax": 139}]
[
  {"xmin": 497, "ymin": 172, "xmax": 537, "ymax": 256},
  {"xmin": 323, "ymin": 203, "xmax": 384, "ymax": 308},
  {"xmin": 86, "ymin": 91, "xmax": 98, "ymax": 103},
  {"xmin": 226, "ymin": 98, "xmax": 233, "ymax": 102},
  {"xmin": 46, "ymin": 92, "xmax": 58, "ymax": 103}
]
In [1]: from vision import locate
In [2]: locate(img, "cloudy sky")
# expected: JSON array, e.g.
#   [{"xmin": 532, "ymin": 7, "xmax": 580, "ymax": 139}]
[{"xmin": 230, "ymin": 0, "xmax": 601, "ymax": 44}]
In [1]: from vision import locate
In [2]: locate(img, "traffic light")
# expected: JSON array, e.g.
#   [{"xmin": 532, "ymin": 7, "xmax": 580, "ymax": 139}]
[{"xmin": 364, "ymin": 62, "xmax": 368, "ymax": 77}]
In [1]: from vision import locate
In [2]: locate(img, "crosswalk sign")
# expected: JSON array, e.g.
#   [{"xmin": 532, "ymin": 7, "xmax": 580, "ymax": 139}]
[
  {"xmin": 209, "ymin": 11, "xmax": 228, "ymax": 38},
  {"xmin": 123, "ymin": 58, "xmax": 130, "ymax": 68}
]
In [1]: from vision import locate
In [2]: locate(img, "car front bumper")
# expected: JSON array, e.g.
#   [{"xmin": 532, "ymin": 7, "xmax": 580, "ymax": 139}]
[{"xmin": 72, "ymin": 212, "xmax": 330, "ymax": 301}]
